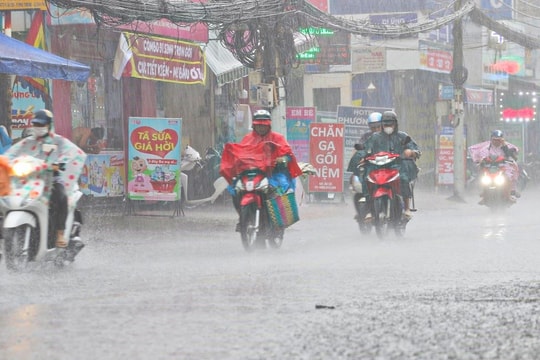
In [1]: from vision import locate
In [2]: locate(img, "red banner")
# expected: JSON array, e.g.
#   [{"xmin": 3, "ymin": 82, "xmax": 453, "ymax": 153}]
[
  {"xmin": 308, "ymin": 123, "xmax": 344, "ymax": 193},
  {"xmin": 125, "ymin": 33, "xmax": 206, "ymax": 85}
]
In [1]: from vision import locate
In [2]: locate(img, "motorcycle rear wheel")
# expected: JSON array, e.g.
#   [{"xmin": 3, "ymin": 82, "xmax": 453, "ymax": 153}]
[
  {"xmin": 373, "ymin": 197, "xmax": 390, "ymax": 239},
  {"xmin": 354, "ymin": 194, "xmax": 372, "ymax": 235},
  {"xmin": 240, "ymin": 204, "xmax": 259, "ymax": 252},
  {"xmin": 4, "ymin": 225, "xmax": 32, "ymax": 272}
]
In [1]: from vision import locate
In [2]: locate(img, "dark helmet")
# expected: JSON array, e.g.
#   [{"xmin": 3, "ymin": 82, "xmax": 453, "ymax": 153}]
[
  {"xmin": 381, "ymin": 110, "xmax": 397, "ymax": 125},
  {"xmin": 252, "ymin": 109, "xmax": 272, "ymax": 126},
  {"xmin": 491, "ymin": 129, "xmax": 504, "ymax": 138},
  {"xmin": 367, "ymin": 112, "xmax": 382, "ymax": 127},
  {"xmin": 31, "ymin": 109, "xmax": 53, "ymax": 125}
]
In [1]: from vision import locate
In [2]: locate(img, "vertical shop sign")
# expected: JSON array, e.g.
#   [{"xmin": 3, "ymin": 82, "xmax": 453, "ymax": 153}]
[
  {"xmin": 308, "ymin": 123, "xmax": 344, "ymax": 192},
  {"xmin": 127, "ymin": 117, "xmax": 182, "ymax": 201},
  {"xmin": 437, "ymin": 126, "xmax": 454, "ymax": 185},
  {"xmin": 286, "ymin": 106, "xmax": 316, "ymax": 163}
]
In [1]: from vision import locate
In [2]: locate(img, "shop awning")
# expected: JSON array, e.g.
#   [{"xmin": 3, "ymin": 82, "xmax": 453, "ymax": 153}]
[
  {"xmin": 204, "ymin": 40, "xmax": 249, "ymax": 86},
  {"xmin": 0, "ymin": 32, "xmax": 90, "ymax": 82}
]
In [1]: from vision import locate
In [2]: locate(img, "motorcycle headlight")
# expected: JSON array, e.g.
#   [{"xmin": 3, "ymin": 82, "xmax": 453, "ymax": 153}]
[
  {"xmin": 494, "ymin": 174, "xmax": 505, "ymax": 186},
  {"xmin": 12, "ymin": 160, "xmax": 35, "ymax": 177},
  {"xmin": 481, "ymin": 175, "xmax": 492, "ymax": 186}
]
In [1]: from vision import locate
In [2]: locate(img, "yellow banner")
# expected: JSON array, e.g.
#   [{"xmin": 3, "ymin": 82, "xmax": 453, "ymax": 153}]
[{"xmin": 0, "ymin": 1, "xmax": 47, "ymax": 10}]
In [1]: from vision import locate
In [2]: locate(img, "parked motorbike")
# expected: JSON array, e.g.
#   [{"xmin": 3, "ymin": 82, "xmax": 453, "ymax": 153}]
[
  {"xmin": 478, "ymin": 154, "xmax": 515, "ymax": 210},
  {"xmin": 0, "ymin": 153, "xmax": 84, "ymax": 271},
  {"xmin": 180, "ymin": 145, "xmax": 228, "ymax": 207},
  {"xmin": 364, "ymin": 151, "xmax": 408, "ymax": 239}
]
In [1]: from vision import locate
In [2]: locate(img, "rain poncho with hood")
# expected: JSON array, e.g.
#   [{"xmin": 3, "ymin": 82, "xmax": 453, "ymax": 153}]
[
  {"xmin": 5, "ymin": 132, "xmax": 87, "ymax": 207},
  {"xmin": 468, "ymin": 140, "xmax": 519, "ymax": 187}
]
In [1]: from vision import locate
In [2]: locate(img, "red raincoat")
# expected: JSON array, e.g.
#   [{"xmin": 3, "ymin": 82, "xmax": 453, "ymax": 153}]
[{"xmin": 220, "ymin": 131, "xmax": 302, "ymax": 184}]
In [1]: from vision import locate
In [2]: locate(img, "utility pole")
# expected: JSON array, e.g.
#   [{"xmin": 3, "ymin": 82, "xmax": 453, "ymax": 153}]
[{"xmin": 450, "ymin": 0, "xmax": 468, "ymax": 202}]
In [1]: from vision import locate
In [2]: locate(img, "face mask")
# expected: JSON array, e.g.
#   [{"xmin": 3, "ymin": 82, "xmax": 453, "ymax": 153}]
[
  {"xmin": 32, "ymin": 127, "xmax": 49, "ymax": 138},
  {"xmin": 383, "ymin": 126, "xmax": 394, "ymax": 135}
]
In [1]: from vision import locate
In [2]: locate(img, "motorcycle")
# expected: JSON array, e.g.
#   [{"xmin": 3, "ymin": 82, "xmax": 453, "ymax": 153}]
[
  {"xmin": 180, "ymin": 145, "xmax": 228, "ymax": 207},
  {"xmin": 0, "ymin": 152, "xmax": 85, "ymax": 271},
  {"xmin": 364, "ymin": 151, "xmax": 408, "ymax": 239},
  {"xmin": 221, "ymin": 141, "xmax": 304, "ymax": 252},
  {"xmin": 350, "ymin": 173, "xmax": 373, "ymax": 235},
  {"xmin": 478, "ymin": 154, "xmax": 515, "ymax": 209}
]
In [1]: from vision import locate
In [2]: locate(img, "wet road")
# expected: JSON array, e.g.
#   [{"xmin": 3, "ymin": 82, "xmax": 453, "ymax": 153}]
[{"xmin": 1, "ymin": 186, "xmax": 540, "ymax": 359}]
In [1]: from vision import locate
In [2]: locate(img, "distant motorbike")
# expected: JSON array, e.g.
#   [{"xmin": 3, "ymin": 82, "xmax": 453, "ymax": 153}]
[
  {"xmin": 478, "ymin": 154, "xmax": 515, "ymax": 210},
  {"xmin": 180, "ymin": 145, "xmax": 228, "ymax": 207},
  {"xmin": 0, "ymin": 153, "xmax": 84, "ymax": 271},
  {"xmin": 364, "ymin": 151, "xmax": 408, "ymax": 239}
]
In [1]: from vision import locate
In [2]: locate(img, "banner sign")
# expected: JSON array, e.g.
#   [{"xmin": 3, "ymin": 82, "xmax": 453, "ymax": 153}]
[
  {"xmin": 127, "ymin": 117, "xmax": 182, "ymax": 201},
  {"xmin": 437, "ymin": 126, "xmax": 454, "ymax": 185},
  {"xmin": 80, "ymin": 151, "xmax": 125, "ymax": 197},
  {"xmin": 0, "ymin": 1, "xmax": 46, "ymax": 10},
  {"xmin": 286, "ymin": 106, "xmax": 316, "ymax": 163},
  {"xmin": 337, "ymin": 105, "xmax": 391, "ymax": 178},
  {"xmin": 124, "ymin": 33, "xmax": 206, "ymax": 85},
  {"xmin": 308, "ymin": 123, "xmax": 344, "ymax": 193}
]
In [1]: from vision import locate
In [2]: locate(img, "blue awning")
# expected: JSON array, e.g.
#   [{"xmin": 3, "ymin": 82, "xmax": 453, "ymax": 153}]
[{"xmin": 0, "ymin": 32, "xmax": 90, "ymax": 82}]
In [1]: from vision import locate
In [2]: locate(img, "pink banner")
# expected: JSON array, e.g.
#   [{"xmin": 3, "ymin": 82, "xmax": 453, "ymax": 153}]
[{"xmin": 308, "ymin": 123, "xmax": 344, "ymax": 193}]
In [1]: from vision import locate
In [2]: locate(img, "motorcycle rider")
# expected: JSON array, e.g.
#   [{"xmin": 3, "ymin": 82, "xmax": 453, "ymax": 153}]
[
  {"xmin": 468, "ymin": 129, "xmax": 520, "ymax": 202},
  {"xmin": 362, "ymin": 110, "xmax": 421, "ymax": 219},
  {"xmin": 228, "ymin": 109, "xmax": 302, "ymax": 230},
  {"xmin": 5, "ymin": 109, "xmax": 86, "ymax": 248},
  {"xmin": 347, "ymin": 112, "xmax": 382, "ymax": 220}
]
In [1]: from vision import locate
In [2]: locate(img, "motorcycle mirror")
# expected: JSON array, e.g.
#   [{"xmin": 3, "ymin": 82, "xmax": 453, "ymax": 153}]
[
  {"xmin": 403, "ymin": 136, "xmax": 411, "ymax": 145},
  {"xmin": 354, "ymin": 143, "xmax": 364, "ymax": 151}
]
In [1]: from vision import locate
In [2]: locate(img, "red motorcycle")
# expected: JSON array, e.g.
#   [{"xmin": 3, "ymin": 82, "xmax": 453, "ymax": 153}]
[
  {"xmin": 365, "ymin": 151, "xmax": 408, "ymax": 239},
  {"xmin": 220, "ymin": 141, "xmax": 300, "ymax": 252}
]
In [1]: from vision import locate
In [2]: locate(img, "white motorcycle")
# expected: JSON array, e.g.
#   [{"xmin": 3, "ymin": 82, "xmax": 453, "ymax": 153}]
[
  {"xmin": 0, "ymin": 149, "xmax": 84, "ymax": 271},
  {"xmin": 180, "ymin": 145, "xmax": 228, "ymax": 207}
]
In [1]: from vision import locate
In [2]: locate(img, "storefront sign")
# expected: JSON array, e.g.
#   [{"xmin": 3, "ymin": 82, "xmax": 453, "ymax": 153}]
[
  {"xmin": 0, "ymin": 1, "xmax": 46, "ymax": 10},
  {"xmin": 127, "ymin": 117, "xmax": 182, "ymax": 201},
  {"xmin": 80, "ymin": 151, "xmax": 125, "ymax": 197},
  {"xmin": 308, "ymin": 123, "xmax": 344, "ymax": 193},
  {"xmin": 286, "ymin": 107, "xmax": 316, "ymax": 163},
  {"xmin": 124, "ymin": 33, "xmax": 206, "ymax": 85}
]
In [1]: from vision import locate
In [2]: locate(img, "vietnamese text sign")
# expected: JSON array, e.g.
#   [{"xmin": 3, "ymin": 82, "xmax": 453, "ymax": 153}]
[
  {"xmin": 308, "ymin": 123, "xmax": 344, "ymax": 193},
  {"xmin": 0, "ymin": 1, "xmax": 46, "ymax": 10},
  {"xmin": 437, "ymin": 126, "xmax": 454, "ymax": 185},
  {"xmin": 125, "ymin": 33, "xmax": 206, "ymax": 84},
  {"xmin": 286, "ymin": 106, "xmax": 316, "ymax": 163},
  {"xmin": 337, "ymin": 105, "xmax": 391, "ymax": 178},
  {"xmin": 127, "ymin": 117, "xmax": 182, "ymax": 201}
]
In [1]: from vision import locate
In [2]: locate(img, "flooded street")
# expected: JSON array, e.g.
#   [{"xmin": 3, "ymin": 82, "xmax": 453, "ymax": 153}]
[{"xmin": 1, "ymin": 187, "xmax": 540, "ymax": 359}]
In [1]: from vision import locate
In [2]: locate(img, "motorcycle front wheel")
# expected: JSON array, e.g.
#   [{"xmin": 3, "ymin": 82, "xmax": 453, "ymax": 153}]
[
  {"xmin": 240, "ymin": 204, "xmax": 259, "ymax": 252},
  {"xmin": 267, "ymin": 226, "xmax": 284, "ymax": 249},
  {"xmin": 4, "ymin": 225, "xmax": 32, "ymax": 272},
  {"xmin": 373, "ymin": 197, "xmax": 390, "ymax": 239}
]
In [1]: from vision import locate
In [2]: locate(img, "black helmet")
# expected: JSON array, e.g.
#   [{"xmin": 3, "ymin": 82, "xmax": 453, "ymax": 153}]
[
  {"xmin": 31, "ymin": 109, "xmax": 53, "ymax": 125},
  {"xmin": 381, "ymin": 110, "xmax": 397, "ymax": 124},
  {"xmin": 252, "ymin": 109, "xmax": 272, "ymax": 125},
  {"xmin": 491, "ymin": 129, "xmax": 504, "ymax": 138}
]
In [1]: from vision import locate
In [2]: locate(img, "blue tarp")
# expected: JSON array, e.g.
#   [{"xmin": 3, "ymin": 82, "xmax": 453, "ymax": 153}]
[{"xmin": 0, "ymin": 32, "xmax": 90, "ymax": 82}]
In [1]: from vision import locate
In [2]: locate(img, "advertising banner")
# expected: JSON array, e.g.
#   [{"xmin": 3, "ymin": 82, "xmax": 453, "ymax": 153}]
[
  {"xmin": 308, "ymin": 123, "xmax": 344, "ymax": 193},
  {"xmin": 337, "ymin": 105, "xmax": 391, "ymax": 178},
  {"xmin": 123, "ymin": 33, "xmax": 206, "ymax": 85},
  {"xmin": 286, "ymin": 106, "xmax": 316, "ymax": 163},
  {"xmin": 437, "ymin": 126, "xmax": 454, "ymax": 185},
  {"xmin": 80, "ymin": 151, "xmax": 125, "ymax": 197},
  {"xmin": 127, "ymin": 117, "xmax": 182, "ymax": 201}
]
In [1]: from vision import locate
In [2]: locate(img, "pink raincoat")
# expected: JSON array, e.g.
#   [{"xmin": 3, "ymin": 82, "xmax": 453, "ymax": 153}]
[{"xmin": 468, "ymin": 140, "xmax": 519, "ymax": 188}]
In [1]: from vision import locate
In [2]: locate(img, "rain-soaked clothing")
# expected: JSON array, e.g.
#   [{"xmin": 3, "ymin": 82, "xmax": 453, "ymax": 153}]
[
  {"xmin": 361, "ymin": 130, "xmax": 420, "ymax": 198},
  {"xmin": 5, "ymin": 133, "xmax": 87, "ymax": 229},
  {"xmin": 468, "ymin": 140, "xmax": 519, "ymax": 190}
]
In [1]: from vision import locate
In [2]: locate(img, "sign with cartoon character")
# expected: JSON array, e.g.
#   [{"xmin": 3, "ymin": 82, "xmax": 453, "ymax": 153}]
[
  {"xmin": 79, "ymin": 151, "xmax": 125, "ymax": 197},
  {"xmin": 127, "ymin": 117, "xmax": 182, "ymax": 201}
]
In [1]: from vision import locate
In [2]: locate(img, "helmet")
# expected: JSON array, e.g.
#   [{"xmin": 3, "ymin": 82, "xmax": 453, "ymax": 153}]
[
  {"xmin": 491, "ymin": 129, "xmax": 504, "ymax": 138},
  {"xmin": 381, "ymin": 110, "xmax": 397, "ymax": 125},
  {"xmin": 31, "ymin": 109, "xmax": 53, "ymax": 125},
  {"xmin": 367, "ymin": 112, "xmax": 382, "ymax": 127},
  {"xmin": 252, "ymin": 109, "xmax": 272, "ymax": 126}
]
